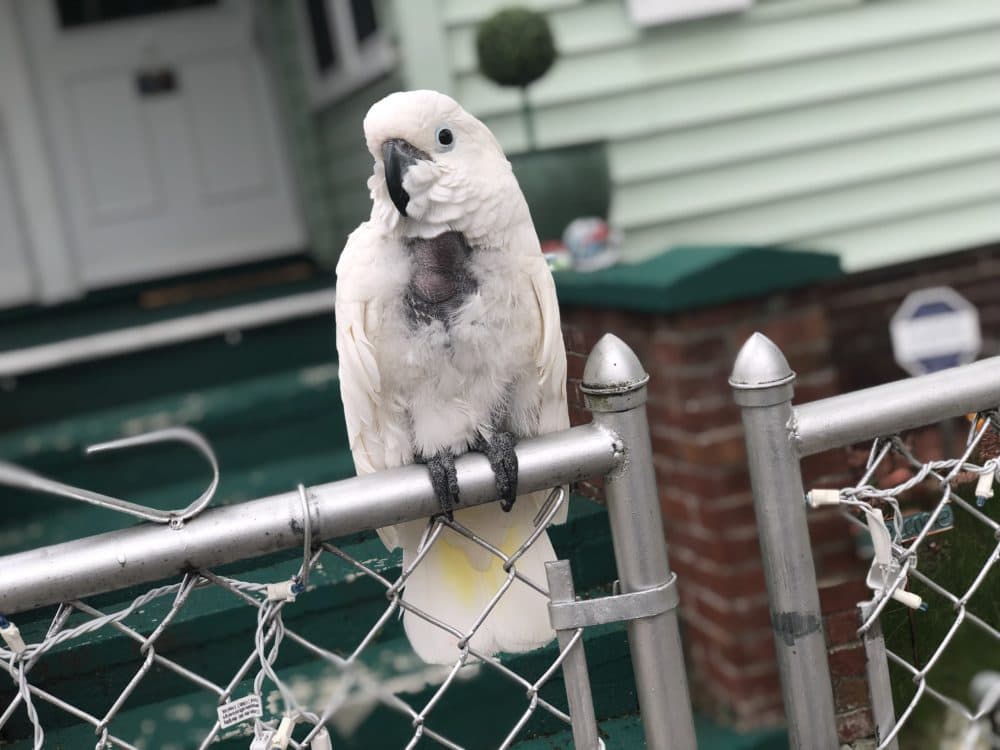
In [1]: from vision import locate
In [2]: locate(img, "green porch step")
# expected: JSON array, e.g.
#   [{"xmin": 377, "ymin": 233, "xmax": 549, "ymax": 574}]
[
  {"xmin": 512, "ymin": 713, "xmax": 790, "ymax": 750},
  {"xmin": 0, "ymin": 500, "xmax": 634, "ymax": 748}
]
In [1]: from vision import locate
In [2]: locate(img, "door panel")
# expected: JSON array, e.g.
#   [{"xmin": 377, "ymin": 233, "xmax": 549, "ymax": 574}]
[
  {"xmin": 20, "ymin": 0, "xmax": 304, "ymax": 289},
  {"xmin": 185, "ymin": 56, "xmax": 267, "ymax": 200},
  {"xmin": 69, "ymin": 73, "xmax": 162, "ymax": 220},
  {"xmin": 0, "ymin": 139, "xmax": 35, "ymax": 307}
]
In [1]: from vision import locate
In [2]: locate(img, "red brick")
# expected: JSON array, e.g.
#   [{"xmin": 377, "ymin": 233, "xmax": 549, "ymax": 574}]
[
  {"xmin": 659, "ymin": 492, "xmax": 700, "ymax": 526},
  {"xmin": 834, "ymin": 676, "xmax": 871, "ymax": 713},
  {"xmin": 819, "ymin": 578, "xmax": 868, "ymax": 613},
  {"xmin": 729, "ymin": 304, "xmax": 829, "ymax": 356},
  {"xmin": 646, "ymin": 399, "xmax": 742, "ymax": 434},
  {"xmin": 648, "ymin": 368, "xmax": 734, "ymax": 403},
  {"xmin": 686, "ymin": 566, "xmax": 768, "ymax": 610},
  {"xmin": 808, "ymin": 511, "xmax": 855, "ymax": 546},
  {"xmin": 651, "ymin": 430, "xmax": 748, "ymax": 468},
  {"xmin": 565, "ymin": 351, "xmax": 586, "ymax": 381},
  {"xmin": 828, "ymin": 645, "xmax": 866, "ymax": 679},
  {"xmin": 701, "ymin": 496, "xmax": 757, "ymax": 530},
  {"xmin": 560, "ymin": 323, "xmax": 587, "ymax": 354},
  {"xmin": 697, "ymin": 597, "xmax": 771, "ymax": 630},
  {"xmin": 814, "ymin": 545, "xmax": 866, "ymax": 581},
  {"xmin": 836, "ymin": 707, "xmax": 875, "ymax": 742},
  {"xmin": 649, "ymin": 331, "xmax": 729, "ymax": 369},
  {"xmin": 704, "ymin": 656, "xmax": 782, "ymax": 701},
  {"xmin": 663, "ymin": 464, "xmax": 752, "ymax": 500},
  {"xmin": 800, "ymin": 448, "xmax": 853, "ymax": 485},
  {"xmin": 794, "ymin": 371, "xmax": 840, "ymax": 404},
  {"xmin": 825, "ymin": 609, "xmax": 862, "ymax": 647},
  {"xmin": 568, "ymin": 405, "xmax": 589, "ymax": 428}
]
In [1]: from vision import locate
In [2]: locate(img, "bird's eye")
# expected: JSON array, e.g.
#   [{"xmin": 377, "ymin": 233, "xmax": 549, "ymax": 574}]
[{"xmin": 435, "ymin": 126, "xmax": 455, "ymax": 151}]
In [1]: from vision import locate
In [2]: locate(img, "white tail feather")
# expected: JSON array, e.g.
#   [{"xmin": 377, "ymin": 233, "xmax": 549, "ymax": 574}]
[{"xmin": 399, "ymin": 493, "xmax": 557, "ymax": 665}]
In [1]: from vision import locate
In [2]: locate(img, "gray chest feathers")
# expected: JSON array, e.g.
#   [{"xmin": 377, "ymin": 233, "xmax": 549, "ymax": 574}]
[{"xmin": 405, "ymin": 231, "xmax": 478, "ymax": 327}]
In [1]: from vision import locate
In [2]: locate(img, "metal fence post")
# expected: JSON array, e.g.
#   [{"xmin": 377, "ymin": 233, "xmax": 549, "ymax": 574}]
[
  {"xmin": 545, "ymin": 560, "xmax": 602, "ymax": 750},
  {"xmin": 582, "ymin": 334, "xmax": 697, "ymax": 750},
  {"xmin": 730, "ymin": 333, "xmax": 838, "ymax": 750},
  {"xmin": 859, "ymin": 601, "xmax": 899, "ymax": 749}
]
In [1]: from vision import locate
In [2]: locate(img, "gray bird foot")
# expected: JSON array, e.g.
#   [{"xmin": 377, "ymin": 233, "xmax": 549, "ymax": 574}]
[
  {"xmin": 475, "ymin": 432, "xmax": 518, "ymax": 512},
  {"xmin": 417, "ymin": 450, "xmax": 460, "ymax": 521}
]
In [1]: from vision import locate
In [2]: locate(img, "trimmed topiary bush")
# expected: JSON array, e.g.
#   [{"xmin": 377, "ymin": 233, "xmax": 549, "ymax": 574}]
[
  {"xmin": 475, "ymin": 7, "xmax": 556, "ymax": 89},
  {"xmin": 476, "ymin": 7, "xmax": 556, "ymax": 149},
  {"xmin": 476, "ymin": 6, "xmax": 611, "ymax": 243}
]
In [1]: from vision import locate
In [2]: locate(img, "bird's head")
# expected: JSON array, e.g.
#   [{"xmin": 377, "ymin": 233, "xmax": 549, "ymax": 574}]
[{"xmin": 363, "ymin": 90, "xmax": 521, "ymax": 240}]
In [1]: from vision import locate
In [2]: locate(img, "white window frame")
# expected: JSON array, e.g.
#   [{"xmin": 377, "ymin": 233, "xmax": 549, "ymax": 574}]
[
  {"xmin": 627, "ymin": 0, "xmax": 754, "ymax": 26},
  {"xmin": 296, "ymin": 0, "xmax": 394, "ymax": 109}
]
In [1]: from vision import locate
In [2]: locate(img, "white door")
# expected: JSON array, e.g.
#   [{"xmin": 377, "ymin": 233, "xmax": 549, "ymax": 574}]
[
  {"xmin": 0, "ymin": 130, "xmax": 36, "ymax": 306},
  {"xmin": 19, "ymin": 0, "xmax": 305, "ymax": 289}
]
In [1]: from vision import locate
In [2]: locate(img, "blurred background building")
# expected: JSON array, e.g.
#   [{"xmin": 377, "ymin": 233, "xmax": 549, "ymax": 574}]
[{"xmin": 0, "ymin": 1, "xmax": 998, "ymax": 748}]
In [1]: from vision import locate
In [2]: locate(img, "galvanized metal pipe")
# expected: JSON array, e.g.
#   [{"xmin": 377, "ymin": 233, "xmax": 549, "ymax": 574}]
[
  {"xmin": 859, "ymin": 602, "xmax": 899, "ymax": 749},
  {"xmin": 545, "ymin": 560, "xmax": 602, "ymax": 750},
  {"xmin": 0, "ymin": 424, "xmax": 617, "ymax": 615},
  {"xmin": 730, "ymin": 333, "xmax": 839, "ymax": 750},
  {"xmin": 0, "ymin": 289, "xmax": 335, "ymax": 379},
  {"xmin": 583, "ymin": 334, "xmax": 697, "ymax": 750},
  {"xmin": 793, "ymin": 355, "xmax": 1000, "ymax": 457}
]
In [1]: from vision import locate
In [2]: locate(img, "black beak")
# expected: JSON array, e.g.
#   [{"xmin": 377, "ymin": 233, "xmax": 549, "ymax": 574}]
[{"xmin": 382, "ymin": 139, "xmax": 426, "ymax": 217}]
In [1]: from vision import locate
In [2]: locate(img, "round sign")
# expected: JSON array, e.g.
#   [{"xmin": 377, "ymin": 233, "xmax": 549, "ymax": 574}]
[{"xmin": 890, "ymin": 287, "xmax": 981, "ymax": 376}]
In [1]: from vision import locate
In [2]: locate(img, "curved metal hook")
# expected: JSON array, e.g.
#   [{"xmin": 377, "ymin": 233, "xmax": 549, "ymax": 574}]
[{"xmin": 0, "ymin": 426, "xmax": 219, "ymax": 526}]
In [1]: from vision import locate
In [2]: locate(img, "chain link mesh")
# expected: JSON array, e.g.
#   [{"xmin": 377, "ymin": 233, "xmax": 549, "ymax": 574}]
[
  {"xmin": 0, "ymin": 485, "xmax": 582, "ymax": 749},
  {"xmin": 810, "ymin": 414, "xmax": 1000, "ymax": 749}
]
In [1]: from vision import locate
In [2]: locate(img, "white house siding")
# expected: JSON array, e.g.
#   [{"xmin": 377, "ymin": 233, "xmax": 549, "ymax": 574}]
[{"xmin": 418, "ymin": 0, "xmax": 1000, "ymax": 270}]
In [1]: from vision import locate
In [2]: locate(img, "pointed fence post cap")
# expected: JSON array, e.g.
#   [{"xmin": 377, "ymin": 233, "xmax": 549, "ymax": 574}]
[
  {"xmin": 581, "ymin": 333, "xmax": 649, "ymax": 411},
  {"xmin": 730, "ymin": 333, "xmax": 796, "ymax": 406}
]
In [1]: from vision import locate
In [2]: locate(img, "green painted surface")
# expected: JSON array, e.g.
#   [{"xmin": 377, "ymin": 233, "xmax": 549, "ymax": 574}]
[
  {"xmin": 515, "ymin": 712, "xmax": 789, "ymax": 750},
  {"xmin": 554, "ymin": 245, "xmax": 841, "ymax": 314},
  {"xmin": 0, "ymin": 297, "xmax": 635, "ymax": 748},
  {"xmin": 879, "ymin": 488, "xmax": 1000, "ymax": 750},
  {"xmin": 257, "ymin": 0, "xmax": 1000, "ymax": 273},
  {"xmin": 256, "ymin": 0, "xmax": 405, "ymax": 269},
  {"xmin": 440, "ymin": 0, "xmax": 1000, "ymax": 270},
  {"xmin": 511, "ymin": 142, "xmax": 611, "ymax": 242}
]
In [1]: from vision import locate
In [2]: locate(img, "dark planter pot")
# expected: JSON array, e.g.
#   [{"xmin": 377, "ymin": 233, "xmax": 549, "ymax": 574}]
[{"xmin": 509, "ymin": 141, "xmax": 611, "ymax": 243}]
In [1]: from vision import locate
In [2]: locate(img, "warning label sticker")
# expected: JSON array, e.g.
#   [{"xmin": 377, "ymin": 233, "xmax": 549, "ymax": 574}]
[{"xmin": 217, "ymin": 694, "xmax": 263, "ymax": 728}]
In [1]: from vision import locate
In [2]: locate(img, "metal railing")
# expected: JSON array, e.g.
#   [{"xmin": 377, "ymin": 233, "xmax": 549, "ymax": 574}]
[
  {"xmin": 732, "ymin": 332, "xmax": 1000, "ymax": 750},
  {"xmin": 0, "ymin": 334, "xmax": 697, "ymax": 749},
  {"xmin": 0, "ymin": 289, "xmax": 335, "ymax": 379}
]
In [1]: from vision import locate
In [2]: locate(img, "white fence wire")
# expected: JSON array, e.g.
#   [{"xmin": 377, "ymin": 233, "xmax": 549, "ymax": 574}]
[
  {"xmin": 733, "ymin": 333, "xmax": 1000, "ymax": 750},
  {"xmin": 807, "ymin": 417, "xmax": 1000, "ymax": 750},
  {"xmin": 0, "ymin": 334, "xmax": 694, "ymax": 750},
  {"xmin": 0, "ymin": 484, "xmax": 580, "ymax": 750}
]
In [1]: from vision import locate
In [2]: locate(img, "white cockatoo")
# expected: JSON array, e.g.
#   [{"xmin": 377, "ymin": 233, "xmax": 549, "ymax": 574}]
[{"xmin": 334, "ymin": 90, "xmax": 569, "ymax": 665}]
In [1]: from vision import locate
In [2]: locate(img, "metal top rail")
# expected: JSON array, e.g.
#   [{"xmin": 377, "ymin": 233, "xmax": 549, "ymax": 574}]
[
  {"xmin": 0, "ymin": 333, "xmax": 698, "ymax": 750},
  {"xmin": 793, "ymin": 355, "xmax": 1000, "ymax": 456},
  {"xmin": 731, "ymin": 332, "xmax": 1000, "ymax": 457},
  {"xmin": 0, "ymin": 424, "xmax": 616, "ymax": 616},
  {"xmin": 0, "ymin": 289, "xmax": 335, "ymax": 379}
]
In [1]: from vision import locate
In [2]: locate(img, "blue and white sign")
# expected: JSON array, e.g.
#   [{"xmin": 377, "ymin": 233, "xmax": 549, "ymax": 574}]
[{"xmin": 890, "ymin": 287, "xmax": 981, "ymax": 376}]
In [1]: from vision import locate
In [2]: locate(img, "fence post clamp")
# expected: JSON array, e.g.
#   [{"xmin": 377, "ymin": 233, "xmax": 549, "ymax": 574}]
[{"xmin": 548, "ymin": 572, "xmax": 679, "ymax": 630}]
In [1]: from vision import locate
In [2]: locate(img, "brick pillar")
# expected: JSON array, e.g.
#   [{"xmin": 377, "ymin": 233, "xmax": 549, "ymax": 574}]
[{"xmin": 562, "ymin": 292, "xmax": 869, "ymax": 739}]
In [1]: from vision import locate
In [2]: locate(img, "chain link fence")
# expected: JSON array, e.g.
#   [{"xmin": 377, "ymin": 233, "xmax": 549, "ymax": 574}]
[
  {"xmin": 0, "ymin": 334, "xmax": 696, "ymax": 750},
  {"xmin": 0, "ymin": 486, "xmax": 582, "ymax": 749},
  {"xmin": 733, "ymin": 333, "xmax": 1000, "ymax": 750},
  {"xmin": 809, "ymin": 422, "xmax": 1000, "ymax": 749}
]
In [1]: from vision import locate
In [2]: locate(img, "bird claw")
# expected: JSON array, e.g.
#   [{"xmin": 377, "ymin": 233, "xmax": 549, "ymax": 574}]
[
  {"xmin": 419, "ymin": 450, "xmax": 459, "ymax": 521},
  {"xmin": 476, "ymin": 432, "xmax": 518, "ymax": 512}
]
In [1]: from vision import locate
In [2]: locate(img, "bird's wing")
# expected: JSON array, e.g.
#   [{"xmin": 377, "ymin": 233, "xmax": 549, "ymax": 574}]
[
  {"xmin": 525, "ymin": 240, "xmax": 571, "ymax": 524},
  {"xmin": 335, "ymin": 226, "xmax": 386, "ymax": 476},
  {"xmin": 335, "ymin": 223, "xmax": 412, "ymax": 549}
]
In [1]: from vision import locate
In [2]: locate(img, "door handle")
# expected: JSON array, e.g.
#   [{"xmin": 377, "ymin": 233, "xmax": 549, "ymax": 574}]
[{"xmin": 135, "ymin": 67, "xmax": 179, "ymax": 96}]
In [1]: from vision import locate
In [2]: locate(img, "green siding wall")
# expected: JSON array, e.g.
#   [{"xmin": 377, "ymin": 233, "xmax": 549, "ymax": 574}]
[
  {"xmin": 406, "ymin": 0, "xmax": 1000, "ymax": 271},
  {"xmin": 257, "ymin": 0, "xmax": 402, "ymax": 267}
]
